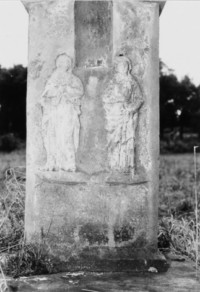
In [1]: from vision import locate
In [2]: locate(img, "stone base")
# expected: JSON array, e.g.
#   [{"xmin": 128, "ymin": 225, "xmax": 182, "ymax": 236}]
[
  {"xmin": 51, "ymin": 247, "xmax": 169, "ymax": 273},
  {"xmin": 7, "ymin": 259, "xmax": 200, "ymax": 292}
]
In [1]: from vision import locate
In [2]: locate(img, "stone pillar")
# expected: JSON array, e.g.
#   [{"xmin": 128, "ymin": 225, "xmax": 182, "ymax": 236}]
[{"xmin": 22, "ymin": 0, "xmax": 168, "ymax": 272}]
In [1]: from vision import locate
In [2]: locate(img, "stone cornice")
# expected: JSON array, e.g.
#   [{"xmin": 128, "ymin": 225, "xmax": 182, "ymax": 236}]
[{"xmin": 21, "ymin": 0, "xmax": 166, "ymax": 14}]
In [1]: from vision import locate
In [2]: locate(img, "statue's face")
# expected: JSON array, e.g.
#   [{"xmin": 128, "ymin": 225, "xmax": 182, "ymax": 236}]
[
  {"xmin": 116, "ymin": 61, "xmax": 129, "ymax": 75},
  {"xmin": 56, "ymin": 56, "xmax": 71, "ymax": 71}
]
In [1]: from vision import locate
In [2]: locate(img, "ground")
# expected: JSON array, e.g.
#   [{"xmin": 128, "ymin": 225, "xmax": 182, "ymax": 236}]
[{"xmin": 2, "ymin": 259, "xmax": 200, "ymax": 291}]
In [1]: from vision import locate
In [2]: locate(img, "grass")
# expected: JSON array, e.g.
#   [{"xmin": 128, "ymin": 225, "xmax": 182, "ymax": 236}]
[
  {"xmin": 158, "ymin": 216, "xmax": 199, "ymax": 261},
  {"xmin": 159, "ymin": 154, "xmax": 200, "ymax": 265},
  {"xmin": 159, "ymin": 154, "xmax": 200, "ymax": 218},
  {"xmin": 0, "ymin": 167, "xmax": 25, "ymax": 253},
  {"xmin": 0, "ymin": 153, "xmax": 54, "ymax": 278},
  {"xmin": 0, "ymin": 150, "xmax": 200, "ymax": 277}
]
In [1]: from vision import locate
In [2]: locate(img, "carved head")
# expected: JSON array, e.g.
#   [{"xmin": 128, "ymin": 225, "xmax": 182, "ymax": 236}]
[
  {"xmin": 114, "ymin": 56, "xmax": 132, "ymax": 75},
  {"xmin": 55, "ymin": 54, "xmax": 72, "ymax": 72}
]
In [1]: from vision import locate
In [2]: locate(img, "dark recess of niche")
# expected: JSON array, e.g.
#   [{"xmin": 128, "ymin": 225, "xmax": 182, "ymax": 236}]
[{"xmin": 74, "ymin": 1, "xmax": 113, "ymax": 68}]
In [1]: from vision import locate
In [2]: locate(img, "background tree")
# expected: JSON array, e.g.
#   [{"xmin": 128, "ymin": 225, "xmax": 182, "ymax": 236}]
[
  {"xmin": 159, "ymin": 60, "xmax": 200, "ymax": 140},
  {"xmin": 0, "ymin": 65, "xmax": 27, "ymax": 139},
  {"xmin": 159, "ymin": 61, "xmax": 179, "ymax": 138}
]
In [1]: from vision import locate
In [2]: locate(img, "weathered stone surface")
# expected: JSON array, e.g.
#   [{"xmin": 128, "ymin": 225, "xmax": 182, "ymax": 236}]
[{"xmin": 22, "ymin": 0, "xmax": 164, "ymax": 271}]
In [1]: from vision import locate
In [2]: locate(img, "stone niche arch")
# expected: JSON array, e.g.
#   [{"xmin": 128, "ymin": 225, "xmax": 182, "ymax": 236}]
[{"xmin": 75, "ymin": 0, "xmax": 113, "ymax": 68}]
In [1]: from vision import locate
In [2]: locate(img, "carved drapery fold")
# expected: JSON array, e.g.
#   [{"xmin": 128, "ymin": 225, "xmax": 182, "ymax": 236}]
[
  {"xmin": 103, "ymin": 56, "xmax": 143, "ymax": 177},
  {"xmin": 40, "ymin": 54, "xmax": 84, "ymax": 172}
]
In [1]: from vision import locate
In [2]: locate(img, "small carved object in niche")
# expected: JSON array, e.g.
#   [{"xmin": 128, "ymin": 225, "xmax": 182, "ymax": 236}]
[
  {"xmin": 103, "ymin": 56, "xmax": 144, "ymax": 177},
  {"xmin": 40, "ymin": 54, "xmax": 84, "ymax": 172}
]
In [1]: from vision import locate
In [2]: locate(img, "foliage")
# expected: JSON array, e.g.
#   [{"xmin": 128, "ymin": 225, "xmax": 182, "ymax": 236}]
[
  {"xmin": 158, "ymin": 154, "xmax": 200, "ymax": 262},
  {"xmin": 160, "ymin": 135, "xmax": 200, "ymax": 154},
  {"xmin": 4, "ymin": 242, "xmax": 54, "ymax": 278},
  {"xmin": 158, "ymin": 216, "xmax": 199, "ymax": 262},
  {"xmin": 0, "ymin": 133, "xmax": 20, "ymax": 152},
  {"xmin": 0, "ymin": 166, "xmax": 54, "ymax": 278},
  {"xmin": 160, "ymin": 60, "xmax": 200, "ymax": 140},
  {"xmin": 0, "ymin": 65, "xmax": 27, "ymax": 139},
  {"xmin": 159, "ymin": 154, "xmax": 198, "ymax": 217},
  {"xmin": 0, "ymin": 167, "xmax": 25, "ymax": 253}
]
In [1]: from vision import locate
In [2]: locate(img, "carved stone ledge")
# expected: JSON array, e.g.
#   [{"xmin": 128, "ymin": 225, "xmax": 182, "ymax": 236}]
[
  {"xmin": 36, "ymin": 170, "xmax": 148, "ymax": 186},
  {"xmin": 106, "ymin": 173, "xmax": 148, "ymax": 186},
  {"xmin": 21, "ymin": 0, "xmax": 165, "ymax": 15},
  {"xmin": 36, "ymin": 170, "xmax": 89, "ymax": 185}
]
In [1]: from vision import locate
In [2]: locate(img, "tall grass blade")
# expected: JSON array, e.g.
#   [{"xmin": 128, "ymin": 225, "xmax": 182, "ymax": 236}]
[
  {"xmin": 0, "ymin": 263, "xmax": 8, "ymax": 292},
  {"xmin": 193, "ymin": 146, "xmax": 199, "ymax": 277}
]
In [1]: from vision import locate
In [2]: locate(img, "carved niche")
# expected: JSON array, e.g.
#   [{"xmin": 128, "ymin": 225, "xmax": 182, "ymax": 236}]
[
  {"xmin": 40, "ymin": 54, "xmax": 84, "ymax": 172},
  {"xmin": 103, "ymin": 56, "xmax": 144, "ymax": 177}
]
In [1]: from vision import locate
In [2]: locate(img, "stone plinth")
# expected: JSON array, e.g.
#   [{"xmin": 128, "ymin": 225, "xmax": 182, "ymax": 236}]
[{"xmin": 22, "ymin": 0, "xmax": 167, "ymax": 272}]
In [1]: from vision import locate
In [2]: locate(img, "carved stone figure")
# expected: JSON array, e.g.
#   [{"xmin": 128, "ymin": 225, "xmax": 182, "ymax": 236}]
[
  {"xmin": 103, "ymin": 56, "xmax": 144, "ymax": 177},
  {"xmin": 40, "ymin": 54, "xmax": 84, "ymax": 171}
]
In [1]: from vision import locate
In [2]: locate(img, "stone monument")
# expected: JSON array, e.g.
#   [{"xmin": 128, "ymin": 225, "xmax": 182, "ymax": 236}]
[{"xmin": 21, "ymin": 0, "xmax": 168, "ymax": 272}]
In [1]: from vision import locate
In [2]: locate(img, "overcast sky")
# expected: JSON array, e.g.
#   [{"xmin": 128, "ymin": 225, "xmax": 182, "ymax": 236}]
[
  {"xmin": 0, "ymin": 1, "xmax": 200, "ymax": 85},
  {"xmin": 0, "ymin": 0, "xmax": 28, "ymax": 68},
  {"xmin": 160, "ymin": 0, "xmax": 200, "ymax": 85}
]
